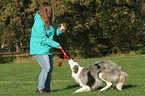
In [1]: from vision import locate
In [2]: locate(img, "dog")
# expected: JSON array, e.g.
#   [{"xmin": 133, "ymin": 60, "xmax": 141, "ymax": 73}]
[{"xmin": 68, "ymin": 59, "xmax": 128, "ymax": 93}]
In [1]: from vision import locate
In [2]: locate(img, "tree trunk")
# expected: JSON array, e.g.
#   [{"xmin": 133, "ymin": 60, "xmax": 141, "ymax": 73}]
[{"xmin": 16, "ymin": 43, "xmax": 21, "ymax": 52}]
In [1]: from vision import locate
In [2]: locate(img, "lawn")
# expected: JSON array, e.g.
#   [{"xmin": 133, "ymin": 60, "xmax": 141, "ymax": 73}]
[{"xmin": 0, "ymin": 55, "xmax": 145, "ymax": 96}]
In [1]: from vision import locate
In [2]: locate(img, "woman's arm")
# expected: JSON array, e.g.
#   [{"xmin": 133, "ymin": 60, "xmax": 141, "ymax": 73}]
[
  {"xmin": 53, "ymin": 22, "xmax": 65, "ymax": 36},
  {"xmin": 33, "ymin": 20, "xmax": 60, "ymax": 48}
]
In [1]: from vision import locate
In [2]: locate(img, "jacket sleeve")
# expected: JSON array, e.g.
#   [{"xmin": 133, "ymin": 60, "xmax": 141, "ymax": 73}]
[
  {"xmin": 33, "ymin": 20, "xmax": 60, "ymax": 48},
  {"xmin": 53, "ymin": 22, "xmax": 65, "ymax": 36},
  {"xmin": 41, "ymin": 38, "xmax": 60, "ymax": 48}
]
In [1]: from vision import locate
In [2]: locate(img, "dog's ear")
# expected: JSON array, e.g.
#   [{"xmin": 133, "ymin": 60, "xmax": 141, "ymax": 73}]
[{"xmin": 73, "ymin": 65, "xmax": 79, "ymax": 73}]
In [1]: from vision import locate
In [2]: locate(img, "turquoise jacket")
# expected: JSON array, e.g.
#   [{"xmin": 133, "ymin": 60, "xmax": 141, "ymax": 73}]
[{"xmin": 30, "ymin": 11, "xmax": 64, "ymax": 55}]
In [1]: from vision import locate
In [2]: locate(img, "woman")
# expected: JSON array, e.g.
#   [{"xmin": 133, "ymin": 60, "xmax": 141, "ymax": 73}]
[{"xmin": 30, "ymin": 2, "xmax": 65, "ymax": 94}]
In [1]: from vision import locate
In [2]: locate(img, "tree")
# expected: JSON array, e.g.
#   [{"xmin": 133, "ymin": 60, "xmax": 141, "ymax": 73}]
[
  {"xmin": 1, "ymin": 0, "xmax": 34, "ymax": 52},
  {"xmin": 55, "ymin": 0, "xmax": 145, "ymax": 57},
  {"xmin": 0, "ymin": 0, "xmax": 144, "ymax": 58}
]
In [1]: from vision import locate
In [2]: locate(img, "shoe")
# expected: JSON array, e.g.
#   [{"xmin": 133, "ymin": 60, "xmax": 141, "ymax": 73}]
[
  {"xmin": 45, "ymin": 90, "xmax": 52, "ymax": 93},
  {"xmin": 35, "ymin": 89, "xmax": 46, "ymax": 94},
  {"xmin": 44, "ymin": 89, "xmax": 52, "ymax": 93}
]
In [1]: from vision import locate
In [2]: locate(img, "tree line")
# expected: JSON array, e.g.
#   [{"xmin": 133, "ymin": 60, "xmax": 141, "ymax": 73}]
[{"xmin": 1, "ymin": 0, "xmax": 145, "ymax": 58}]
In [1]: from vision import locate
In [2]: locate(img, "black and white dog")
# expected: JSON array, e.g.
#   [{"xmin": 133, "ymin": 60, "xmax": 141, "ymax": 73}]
[{"xmin": 68, "ymin": 59, "xmax": 128, "ymax": 93}]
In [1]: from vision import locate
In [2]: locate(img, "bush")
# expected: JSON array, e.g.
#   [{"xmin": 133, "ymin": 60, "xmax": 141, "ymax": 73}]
[{"xmin": 0, "ymin": 55, "xmax": 15, "ymax": 64}]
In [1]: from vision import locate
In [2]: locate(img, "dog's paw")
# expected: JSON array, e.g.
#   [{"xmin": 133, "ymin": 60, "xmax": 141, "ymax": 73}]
[
  {"xmin": 117, "ymin": 88, "xmax": 122, "ymax": 91},
  {"xmin": 73, "ymin": 89, "xmax": 82, "ymax": 93},
  {"xmin": 109, "ymin": 87, "xmax": 113, "ymax": 90},
  {"xmin": 99, "ymin": 89, "xmax": 105, "ymax": 91},
  {"xmin": 73, "ymin": 91, "xmax": 79, "ymax": 94}
]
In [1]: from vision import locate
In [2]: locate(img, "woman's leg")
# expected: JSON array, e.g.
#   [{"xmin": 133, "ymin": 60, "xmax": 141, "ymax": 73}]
[
  {"xmin": 45, "ymin": 55, "xmax": 53, "ymax": 92},
  {"xmin": 34, "ymin": 55, "xmax": 51, "ymax": 90}
]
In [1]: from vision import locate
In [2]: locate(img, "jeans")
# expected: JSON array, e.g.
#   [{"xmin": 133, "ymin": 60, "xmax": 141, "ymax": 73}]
[{"xmin": 34, "ymin": 55, "xmax": 53, "ymax": 91}]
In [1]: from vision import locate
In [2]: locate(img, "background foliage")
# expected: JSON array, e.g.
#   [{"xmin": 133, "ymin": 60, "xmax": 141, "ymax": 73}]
[{"xmin": 1, "ymin": 0, "xmax": 145, "ymax": 58}]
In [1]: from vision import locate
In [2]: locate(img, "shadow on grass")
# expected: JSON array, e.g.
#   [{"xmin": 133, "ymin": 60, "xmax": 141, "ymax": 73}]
[
  {"xmin": 123, "ymin": 84, "xmax": 137, "ymax": 89},
  {"xmin": 51, "ymin": 84, "xmax": 79, "ymax": 92},
  {"xmin": 51, "ymin": 84, "xmax": 137, "ymax": 92},
  {"xmin": 65, "ymin": 84, "xmax": 80, "ymax": 90}
]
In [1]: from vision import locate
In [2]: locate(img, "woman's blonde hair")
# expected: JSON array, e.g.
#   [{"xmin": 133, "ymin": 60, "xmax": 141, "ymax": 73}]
[{"xmin": 39, "ymin": 2, "xmax": 54, "ymax": 29}]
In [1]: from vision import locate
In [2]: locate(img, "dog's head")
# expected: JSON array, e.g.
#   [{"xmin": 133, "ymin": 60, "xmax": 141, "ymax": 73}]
[{"xmin": 68, "ymin": 59, "xmax": 80, "ymax": 73}]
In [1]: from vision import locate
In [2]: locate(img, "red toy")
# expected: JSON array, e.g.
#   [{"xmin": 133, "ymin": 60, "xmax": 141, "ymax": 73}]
[{"xmin": 58, "ymin": 47, "xmax": 72, "ymax": 66}]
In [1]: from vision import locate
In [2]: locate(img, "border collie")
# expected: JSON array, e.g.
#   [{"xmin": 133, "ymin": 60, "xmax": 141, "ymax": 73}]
[{"xmin": 68, "ymin": 59, "xmax": 128, "ymax": 93}]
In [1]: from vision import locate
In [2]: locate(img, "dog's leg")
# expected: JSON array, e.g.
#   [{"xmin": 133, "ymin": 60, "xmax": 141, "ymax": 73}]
[
  {"xmin": 74, "ymin": 86, "xmax": 91, "ymax": 93},
  {"xmin": 100, "ymin": 82, "xmax": 112, "ymax": 91},
  {"xmin": 116, "ymin": 82, "xmax": 123, "ymax": 90},
  {"xmin": 116, "ymin": 78, "xmax": 125, "ymax": 90},
  {"xmin": 116, "ymin": 72, "xmax": 126, "ymax": 90},
  {"xmin": 99, "ymin": 73, "xmax": 112, "ymax": 91}
]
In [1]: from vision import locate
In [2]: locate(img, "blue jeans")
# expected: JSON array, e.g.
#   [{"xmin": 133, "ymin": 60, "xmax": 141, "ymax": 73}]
[{"xmin": 34, "ymin": 55, "xmax": 53, "ymax": 91}]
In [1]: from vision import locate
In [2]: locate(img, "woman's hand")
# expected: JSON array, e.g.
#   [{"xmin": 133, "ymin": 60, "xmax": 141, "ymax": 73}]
[
  {"xmin": 58, "ymin": 46, "xmax": 62, "ymax": 49},
  {"xmin": 60, "ymin": 24, "xmax": 65, "ymax": 32}
]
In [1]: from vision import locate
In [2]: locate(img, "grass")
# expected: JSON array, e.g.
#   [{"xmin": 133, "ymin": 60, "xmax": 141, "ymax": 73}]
[{"xmin": 0, "ymin": 55, "xmax": 145, "ymax": 96}]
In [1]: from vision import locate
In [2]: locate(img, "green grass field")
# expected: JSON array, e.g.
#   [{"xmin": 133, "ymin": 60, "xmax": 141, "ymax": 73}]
[{"xmin": 0, "ymin": 55, "xmax": 145, "ymax": 96}]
